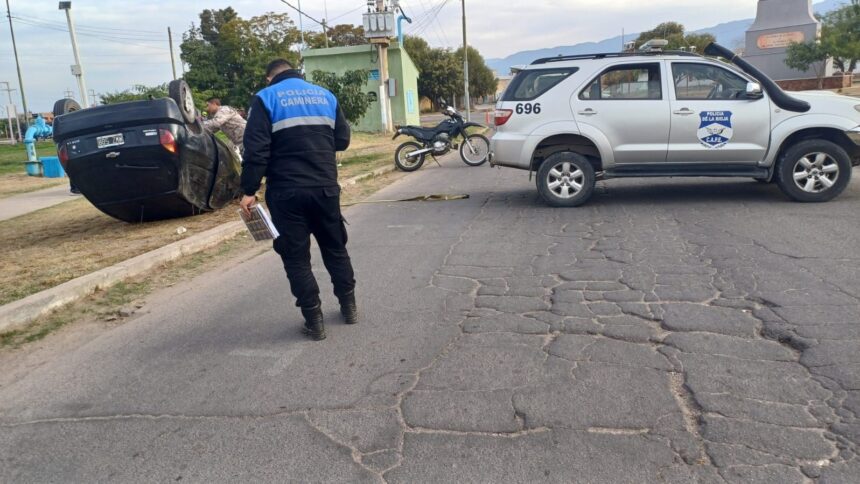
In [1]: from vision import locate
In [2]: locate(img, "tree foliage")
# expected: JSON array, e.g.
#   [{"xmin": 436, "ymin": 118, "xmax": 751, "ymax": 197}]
[
  {"xmin": 305, "ymin": 24, "xmax": 367, "ymax": 49},
  {"xmin": 100, "ymin": 84, "xmax": 169, "ymax": 105},
  {"xmin": 455, "ymin": 46, "xmax": 498, "ymax": 100},
  {"xmin": 823, "ymin": 0, "xmax": 860, "ymax": 72},
  {"xmin": 784, "ymin": 1, "xmax": 860, "ymax": 88},
  {"xmin": 404, "ymin": 36, "xmax": 496, "ymax": 108},
  {"xmin": 785, "ymin": 41, "xmax": 831, "ymax": 88},
  {"xmin": 180, "ymin": 9, "xmax": 301, "ymax": 108},
  {"xmin": 310, "ymin": 69, "xmax": 371, "ymax": 124},
  {"xmin": 634, "ymin": 22, "xmax": 715, "ymax": 53}
]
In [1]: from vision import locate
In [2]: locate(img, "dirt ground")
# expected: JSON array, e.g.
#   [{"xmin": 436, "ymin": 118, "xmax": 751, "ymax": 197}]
[
  {"xmin": 0, "ymin": 133, "xmax": 405, "ymax": 306},
  {"xmin": 0, "ymin": 175, "xmax": 65, "ymax": 199}
]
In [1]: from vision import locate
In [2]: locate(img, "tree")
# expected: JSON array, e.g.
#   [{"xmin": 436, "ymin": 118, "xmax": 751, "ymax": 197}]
[
  {"xmin": 454, "ymin": 46, "xmax": 498, "ymax": 101},
  {"xmin": 634, "ymin": 22, "xmax": 715, "ymax": 53},
  {"xmin": 180, "ymin": 9, "xmax": 301, "ymax": 109},
  {"xmin": 823, "ymin": 0, "xmax": 860, "ymax": 72},
  {"xmin": 785, "ymin": 41, "xmax": 831, "ymax": 88},
  {"xmin": 403, "ymin": 36, "xmax": 462, "ymax": 108},
  {"xmin": 306, "ymin": 24, "xmax": 366, "ymax": 49},
  {"xmin": 310, "ymin": 69, "xmax": 371, "ymax": 124},
  {"xmin": 101, "ymin": 84, "xmax": 169, "ymax": 105}
]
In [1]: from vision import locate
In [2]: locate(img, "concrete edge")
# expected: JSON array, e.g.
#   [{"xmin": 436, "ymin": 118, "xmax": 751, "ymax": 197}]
[
  {"xmin": 0, "ymin": 221, "xmax": 245, "ymax": 334},
  {"xmin": 340, "ymin": 164, "xmax": 397, "ymax": 187},
  {"xmin": 0, "ymin": 164, "xmax": 398, "ymax": 333}
]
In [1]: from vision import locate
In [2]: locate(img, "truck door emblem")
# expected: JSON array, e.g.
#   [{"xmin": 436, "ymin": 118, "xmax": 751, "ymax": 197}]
[
  {"xmin": 698, "ymin": 111, "xmax": 733, "ymax": 149},
  {"xmin": 106, "ymin": 152, "xmax": 121, "ymax": 158}
]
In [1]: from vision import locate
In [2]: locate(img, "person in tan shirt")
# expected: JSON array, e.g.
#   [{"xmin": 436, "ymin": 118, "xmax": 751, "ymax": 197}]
[{"xmin": 203, "ymin": 97, "xmax": 247, "ymax": 155}]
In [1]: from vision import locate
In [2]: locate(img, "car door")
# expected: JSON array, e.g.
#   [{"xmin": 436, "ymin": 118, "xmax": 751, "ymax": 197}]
[
  {"xmin": 574, "ymin": 61, "xmax": 670, "ymax": 165},
  {"xmin": 667, "ymin": 61, "xmax": 771, "ymax": 164}
]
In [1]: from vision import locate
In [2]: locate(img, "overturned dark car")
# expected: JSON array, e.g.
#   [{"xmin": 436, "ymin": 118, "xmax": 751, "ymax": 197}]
[{"xmin": 52, "ymin": 81, "xmax": 242, "ymax": 223}]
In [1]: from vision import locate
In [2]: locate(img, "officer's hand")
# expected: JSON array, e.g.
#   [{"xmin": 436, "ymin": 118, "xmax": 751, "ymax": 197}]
[{"xmin": 240, "ymin": 195, "xmax": 257, "ymax": 217}]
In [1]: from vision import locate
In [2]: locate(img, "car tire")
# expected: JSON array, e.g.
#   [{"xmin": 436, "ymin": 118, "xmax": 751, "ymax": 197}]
[
  {"xmin": 775, "ymin": 139, "xmax": 852, "ymax": 203},
  {"xmin": 168, "ymin": 80, "xmax": 198, "ymax": 125},
  {"xmin": 394, "ymin": 141, "xmax": 426, "ymax": 172},
  {"xmin": 536, "ymin": 152, "xmax": 596, "ymax": 207},
  {"xmin": 52, "ymin": 98, "xmax": 81, "ymax": 117}
]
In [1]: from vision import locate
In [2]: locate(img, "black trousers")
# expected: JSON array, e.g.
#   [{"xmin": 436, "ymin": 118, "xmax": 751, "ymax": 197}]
[{"xmin": 266, "ymin": 186, "xmax": 356, "ymax": 309}]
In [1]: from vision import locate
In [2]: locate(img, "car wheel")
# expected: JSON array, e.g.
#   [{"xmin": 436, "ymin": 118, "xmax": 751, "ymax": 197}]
[
  {"xmin": 168, "ymin": 80, "xmax": 198, "ymax": 125},
  {"xmin": 775, "ymin": 139, "xmax": 852, "ymax": 203},
  {"xmin": 536, "ymin": 152, "xmax": 596, "ymax": 207},
  {"xmin": 52, "ymin": 98, "xmax": 81, "ymax": 117}
]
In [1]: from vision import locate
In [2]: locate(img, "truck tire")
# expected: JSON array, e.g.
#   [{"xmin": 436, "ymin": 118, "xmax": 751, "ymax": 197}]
[
  {"xmin": 536, "ymin": 152, "xmax": 595, "ymax": 207},
  {"xmin": 775, "ymin": 139, "xmax": 851, "ymax": 203},
  {"xmin": 53, "ymin": 98, "xmax": 81, "ymax": 117},
  {"xmin": 168, "ymin": 80, "xmax": 198, "ymax": 125}
]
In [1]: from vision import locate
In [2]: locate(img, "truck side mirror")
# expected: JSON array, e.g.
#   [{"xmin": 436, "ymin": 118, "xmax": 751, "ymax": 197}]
[{"xmin": 745, "ymin": 82, "xmax": 764, "ymax": 100}]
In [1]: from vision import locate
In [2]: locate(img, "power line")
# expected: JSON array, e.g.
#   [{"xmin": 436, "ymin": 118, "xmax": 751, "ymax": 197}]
[
  {"xmin": 13, "ymin": 13, "xmax": 162, "ymax": 35},
  {"xmin": 11, "ymin": 17, "xmax": 168, "ymax": 50}
]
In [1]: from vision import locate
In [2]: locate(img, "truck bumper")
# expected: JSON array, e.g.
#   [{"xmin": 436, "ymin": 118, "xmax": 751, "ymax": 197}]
[{"xmin": 489, "ymin": 132, "xmax": 530, "ymax": 169}]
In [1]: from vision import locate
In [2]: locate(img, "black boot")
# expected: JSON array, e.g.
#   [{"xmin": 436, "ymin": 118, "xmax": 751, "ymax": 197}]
[
  {"xmin": 300, "ymin": 305, "xmax": 326, "ymax": 340},
  {"xmin": 339, "ymin": 291, "xmax": 358, "ymax": 325}
]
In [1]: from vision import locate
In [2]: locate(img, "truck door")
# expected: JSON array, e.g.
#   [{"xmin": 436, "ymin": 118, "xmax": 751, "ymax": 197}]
[{"xmin": 667, "ymin": 61, "xmax": 771, "ymax": 164}]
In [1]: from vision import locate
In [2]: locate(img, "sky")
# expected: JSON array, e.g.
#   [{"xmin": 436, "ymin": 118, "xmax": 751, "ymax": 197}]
[{"xmin": 1, "ymin": 0, "xmax": 772, "ymax": 113}]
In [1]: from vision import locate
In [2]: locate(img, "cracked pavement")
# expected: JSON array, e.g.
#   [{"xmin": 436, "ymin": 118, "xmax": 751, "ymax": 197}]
[{"xmin": 1, "ymin": 155, "xmax": 860, "ymax": 483}]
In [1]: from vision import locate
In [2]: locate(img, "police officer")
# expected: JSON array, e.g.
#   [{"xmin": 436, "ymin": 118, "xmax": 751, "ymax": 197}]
[{"xmin": 240, "ymin": 59, "xmax": 357, "ymax": 341}]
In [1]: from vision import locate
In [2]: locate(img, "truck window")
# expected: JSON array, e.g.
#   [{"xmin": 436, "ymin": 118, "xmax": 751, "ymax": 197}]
[
  {"xmin": 579, "ymin": 63, "xmax": 662, "ymax": 100},
  {"xmin": 672, "ymin": 63, "xmax": 748, "ymax": 100},
  {"xmin": 503, "ymin": 68, "xmax": 578, "ymax": 102}
]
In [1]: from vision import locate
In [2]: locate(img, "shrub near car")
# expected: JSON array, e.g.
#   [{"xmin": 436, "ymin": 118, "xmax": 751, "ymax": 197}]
[{"xmin": 490, "ymin": 41, "xmax": 860, "ymax": 207}]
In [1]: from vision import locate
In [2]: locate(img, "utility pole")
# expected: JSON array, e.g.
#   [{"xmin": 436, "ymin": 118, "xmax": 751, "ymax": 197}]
[
  {"xmin": 6, "ymin": 0, "xmax": 30, "ymax": 129},
  {"xmin": 461, "ymin": 0, "xmax": 470, "ymax": 121},
  {"xmin": 59, "ymin": 2, "xmax": 90, "ymax": 108},
  {"xmin": 88, "ymin": 89, "xmax": 97, "ymax": 106},
  {"xmin": 167, "ymin": 27, "xmax": 177, "ymax": 80},
  {"xmin": 298, "ymin": 0, "xmax": 305, "ymax": 54},
  {"xmin": 0, "ymin": 81, "xmax": 17, "ymax": 142}
]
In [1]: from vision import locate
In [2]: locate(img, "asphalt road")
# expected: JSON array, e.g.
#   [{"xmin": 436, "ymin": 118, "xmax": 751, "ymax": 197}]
[{"xmin": 2, "ymin": 153, "xmax": 860, "ymax": 483}]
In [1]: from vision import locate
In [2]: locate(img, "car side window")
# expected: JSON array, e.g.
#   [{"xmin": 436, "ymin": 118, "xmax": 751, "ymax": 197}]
[
  {"xmin": 672, "ymin": 63, "xmax": 748, "ymax": 100},
  {"xmin": 579, "ymin": 63, "xmax": 662, "ymax": 100}
]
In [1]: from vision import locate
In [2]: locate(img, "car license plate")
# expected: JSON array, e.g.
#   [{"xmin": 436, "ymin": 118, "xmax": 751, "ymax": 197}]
[{"xmin": 97, "ymin": 133, "xmax": 124, "ymax": 149}]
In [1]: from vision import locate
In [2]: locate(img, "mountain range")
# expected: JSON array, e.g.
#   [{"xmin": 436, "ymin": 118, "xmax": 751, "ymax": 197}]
[{"xmin": 486, "ymin": 0, "xmax": 846, "ymax": 75}]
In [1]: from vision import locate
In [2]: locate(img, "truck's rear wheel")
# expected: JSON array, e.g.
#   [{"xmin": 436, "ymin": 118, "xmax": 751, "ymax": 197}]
[
  {"xmin": 775, "ymin": 139, "xmax": 851, "ymax": 203},
  {"xmin": 536, "ymin": 152, "xmax": 595, "ymax": 207}
]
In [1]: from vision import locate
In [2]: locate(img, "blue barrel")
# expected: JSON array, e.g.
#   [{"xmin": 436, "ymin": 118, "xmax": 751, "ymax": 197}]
[{"xmin": 41, "ymin": 156, "xmax": 66, "ymax": 178}]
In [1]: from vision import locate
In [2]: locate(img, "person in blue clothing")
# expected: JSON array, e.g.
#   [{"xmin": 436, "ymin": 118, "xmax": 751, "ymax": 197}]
[{"xmin": 239, "ymin": 58, "xmax": 356, "ymax": 341}]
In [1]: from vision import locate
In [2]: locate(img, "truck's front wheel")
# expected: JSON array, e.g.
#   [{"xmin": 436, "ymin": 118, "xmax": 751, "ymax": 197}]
[
  {"xmin": 536, "ymin": 152, "xmax": 595, "ymax": 207},
  {"xmin": 775, "ymin": 139, "xmax": 852, "ymax": 203}
]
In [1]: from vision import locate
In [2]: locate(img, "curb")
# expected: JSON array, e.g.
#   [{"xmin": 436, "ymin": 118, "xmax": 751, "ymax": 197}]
[
  {"xmin": 0, "ymin": 165, "xmax": 398, "ymax": 334},
  {"xmin": 0, "ymin": 222, "xmax": 245, "ymax": 334},
  {"xmin": 340, "ymin": 164, "xmax": 397, "ymax": 187}
]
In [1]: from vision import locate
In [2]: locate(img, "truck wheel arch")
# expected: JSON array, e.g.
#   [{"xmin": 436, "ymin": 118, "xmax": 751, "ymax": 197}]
[{"xmin": 530, "ymin": 133, "xmax": 604, "ymax": 173}]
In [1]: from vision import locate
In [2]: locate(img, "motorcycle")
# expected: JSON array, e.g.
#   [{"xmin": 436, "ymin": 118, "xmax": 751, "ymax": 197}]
[{"xmin": 392, "ymin": 104, "xmax": 490, "ymax": 172}]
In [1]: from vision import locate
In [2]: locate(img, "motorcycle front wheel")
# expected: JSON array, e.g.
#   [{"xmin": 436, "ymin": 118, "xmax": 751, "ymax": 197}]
[
  {"xmin": 460, "ymin": 134, "xmax": 490, "ymax": 166},
  {"xmin": 395, "ymin": 141, "xmax": 426, "ymax": 172}
]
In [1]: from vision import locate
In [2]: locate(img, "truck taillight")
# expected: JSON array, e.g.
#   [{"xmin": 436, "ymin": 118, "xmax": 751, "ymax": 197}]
[
  {"xmin": 494, "ymin": 109, "xmax": 513, "ymax": 126},
  {"xmin": 159, "ymin": 129, "xmax": 177, "ymax": 154},
  {"xmin": 57, "ymin": 144, "xmax": 69, "ymax": 168}
]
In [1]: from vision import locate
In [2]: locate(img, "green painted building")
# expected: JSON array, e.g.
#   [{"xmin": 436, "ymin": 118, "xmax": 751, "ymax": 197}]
[{"xmin": 303, "ymin": 44, "xmax": 420, "ymax": 132}]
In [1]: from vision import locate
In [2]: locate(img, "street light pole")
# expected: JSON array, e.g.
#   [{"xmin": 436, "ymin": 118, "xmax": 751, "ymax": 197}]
[
  {"xmin": 59, "ymin": 2, "xmax": 90, "ymax": 108},
  {"xmin": 462, "ymin": 0, "xmax": 470, "ymax": 121},
  {"xmin": 5, "ymin": 0, "xmax": 30, "ymax": 129}
]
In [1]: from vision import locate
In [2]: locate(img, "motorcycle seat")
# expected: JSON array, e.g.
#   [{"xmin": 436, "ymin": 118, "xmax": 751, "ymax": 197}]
[{"xmin": 401, "ymin": 126, "xmax": 440, "ymax": 140}]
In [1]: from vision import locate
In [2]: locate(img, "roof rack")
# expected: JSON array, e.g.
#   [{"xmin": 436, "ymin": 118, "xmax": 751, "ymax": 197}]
[{"xmin": 531, "ymin": 50, "xmax": 701, "ymax": 65}]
